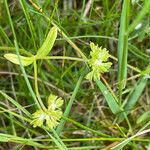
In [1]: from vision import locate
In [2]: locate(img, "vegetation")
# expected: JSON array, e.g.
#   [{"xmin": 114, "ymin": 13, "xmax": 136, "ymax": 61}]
[{"xmin": 0, "ymin": 0, "xmax": 150, "ymax": 149}]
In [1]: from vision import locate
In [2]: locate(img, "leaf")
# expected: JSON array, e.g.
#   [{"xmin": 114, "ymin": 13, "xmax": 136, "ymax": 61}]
[
  {"xmin": 4, "ymin": 53, "xmax": 34, "ymax": 66},
  {"xmin": 137, "ymin": 110, "xmax": 150, "ymax": 124},
  {"xmin": 127, "ymin": 0, "xmax": 150, "ymax": 34},
  {"xmin": 118, "ymin": 77, "xmax": 147, "ymax": 122},
  {"xmin": 111, "ymin": 129, "xmax": 150, "ymax": 150},
  {"xmin": 117, "ymin": 0, "xmax": 130, "ymax": 91},
  {"xmin": 0, "ymin": 90, "xmax": 31, "ymax": 117},
  {"xmin": 96, "ymin": 79, "xmax": 122, "ymax": 114},
  {"xmin": 128, "ymin": 44, "xmax": 150, "ymax": 62},
  {"xmin": 36, "ymin": 26, "xmax": 57, "ymax": 58},
  {"xmin": 56, "ymin": 73, "xmax": 84, "ymax": 135},
  {"xmin": 0, "ymin": 133, "xmax": 48, "ymax": 148}
]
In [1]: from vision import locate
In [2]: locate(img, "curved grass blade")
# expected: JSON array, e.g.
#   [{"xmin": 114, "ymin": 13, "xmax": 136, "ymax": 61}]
[{"xmin": 96, "ymin": 79, "xmax": 122, "ymax": 114}]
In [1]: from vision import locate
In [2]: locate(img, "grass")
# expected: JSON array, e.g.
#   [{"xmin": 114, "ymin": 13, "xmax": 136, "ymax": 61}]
[{"xmin": 0, "ymin": 0, "xmax": 150, "ymax": 149}]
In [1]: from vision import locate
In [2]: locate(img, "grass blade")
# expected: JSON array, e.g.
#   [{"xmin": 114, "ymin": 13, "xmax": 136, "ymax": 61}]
[
  {"xmin": 96, "ymin": 79, "xmax": 122, "ymax": 114},
  {"xmin": 118, "ymin": 77, "xmax": 147, "ymax": 122},
  {"xmin": 0, "ymin": 90, "xmax": 31, "ymax": 117},
  {"xmin": 117, "ymin": 0, "xmax": 130, "ymax": 101},
  {"xmin": 63, "ymin": 116, "xmax": 110, "ymax": 137},
  {"xmin": 128, "ymin": 44, "xmax": 150, "ymax": 62},
  {"xmin": 127, "ymin": 1, "xmax": 150, "ymax": 34},
  {"xmin": 19, "ymin": 0, "xmax": 37, "ymax": 49},
  {"xmin": 137, "ymin": 110, "xmax": 150, "ymax": 124},
  {"xmin": 0, "ymin": 133, "xmax": 49, "ymax": 148},
  {"xmin": 111, "ymin": 129, "xmax": 150, "ymax": 150},
  {"xmin": 4, "ymin": 0, "xmax": 41, "ymax": 109},
  {"xmin": 44, "ymin": 129, "xmax": 68, "ymax": 150},
  {"xmin": 56, "ymin": 73, "xmax": 84, "ymax": 135}
]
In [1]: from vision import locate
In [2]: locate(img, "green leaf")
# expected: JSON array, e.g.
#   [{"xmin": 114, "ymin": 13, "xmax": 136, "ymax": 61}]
[
  {"xmin": 0, "ymin": 133, "xmax": 48, "ymax": 148},
  {"xmin": 36, "ymin": 26, "xmax": 57, "ymax": 58},
  {"xmin": 118, "ymin": 77, "xmax": 147, "ymax": 122},
  {"xmin": 137, "ymin": 110, "xmax": 150, "ymax": 124},
  {"xmin": 117, "ymin": 0, "xmax": 130, "ymax": 98},
  {"xmin": 128, "ymin": 44, "xmax": 150, "ymax": 62},
  {"xmin": 0, "ymin": 90, "xmax": 31, "ymax": 117},
  {"xmin": 96, "ymin": 79, "xmax": 122, "ymax": 114},
  {"xmin": 111, "ymin": 129, "xmax": 150, "ymax": 150},
  {"xmin": 127, "ymin": 0, "xmax": 150, "ymax": 34},
  {"xmin": 56, "ymin": 73, "xmax": 84, "ymax": 135},
  {"xmin": 4, "ymin": 53, "xmax": 34, "ymax": 66}
]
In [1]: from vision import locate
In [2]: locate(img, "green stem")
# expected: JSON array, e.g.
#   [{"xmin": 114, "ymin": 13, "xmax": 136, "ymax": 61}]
[
  {"xmin": 36, "ymin": 56, "xmax": 86, "ymax": 62},
  {"xmin": 33, "ymin": 60, "xmax": 46, "ymax": 111},
  {"xmin": 4, "ymin": 0, "xmax": 41, "ymax": 110}
]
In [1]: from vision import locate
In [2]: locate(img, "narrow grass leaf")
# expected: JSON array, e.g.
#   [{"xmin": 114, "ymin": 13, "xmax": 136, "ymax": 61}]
[
  {"xmin": 36, "ymin": 26, "xmax": 57, "ymax": 58},
  {"xmin": 0, "ymin": 133, "xmax": 49, "ymax": 148},
  {"xmin": 56, "ymin": 73, "xmax": 84, "ymax": 135},
  {"xmin": 137, "ymin": 110, "xmax": 150, "ymax": 124},
  {"xmin": 0, "ymin": 106, "xmax": 32, "ymax": 125},
  {"xmin": 51, "ymin": 128, "xmax": 68, "ymax": 150},
  {"xmin": 118, "ymin": 77, "xmax": 147, "ymax": 122},
  {"xmin": 123, "ymin": 77, "xmax": 147, "ymax": 111},
  {"xmin": 4, "ymin": 53, "xmax": 34, "ymax": 66},
  {"xmin": 0, "ymin": 26, "xmax": 13, "ymax": 46},
  {"xmin": 128, "ymin": 44, "xmax": 150, "ymax": 62},
  {"xmin": 19, "ymin": 0, "xmax": 37, "ymax": 49},
  {"xmin": 111, "ymin": 129, "xmax": 150, "ymax": 150},
  {"xmin": 96, "ymin": 79, "xmax": 121, "ymax": 114},
  {"xmin": 0, "ymin": 90, "xmax": 31, "ymax": 117},
  {"xmin": 44, "ymin": 129, "xmax": 68, "ymax": 150},
  {"xmin": 127, "ymin": 1, "xmax": 150, "ymax": 34},
  {"xmin": 117, "ymin": 0, "xmax": 130, "ymax": 98},
  {"xmin": 63, "ymin": 116, "xmax": 110, "ymax": 137}
]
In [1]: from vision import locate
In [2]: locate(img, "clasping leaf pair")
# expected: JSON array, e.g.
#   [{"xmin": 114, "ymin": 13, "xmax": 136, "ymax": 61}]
[{"xmin": 4, "ymin": 26, "xmax": 57, "ymax": 66}]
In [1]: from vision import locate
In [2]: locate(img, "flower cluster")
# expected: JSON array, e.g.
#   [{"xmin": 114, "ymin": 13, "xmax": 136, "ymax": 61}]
[
  {"xmin": 86, "ymin": 42, "xmax": 112, "ymax": 81},
  {"xmin": 30, "ymin": 94, "xmax": 63, "ymax": 129}
]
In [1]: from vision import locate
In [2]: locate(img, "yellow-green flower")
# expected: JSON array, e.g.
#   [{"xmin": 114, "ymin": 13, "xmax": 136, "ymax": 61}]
[
  {"xmin": 30, "ymin": 94, "xmax": 63, "ymax": 129},
  {"xmin": 86, "ymin": 42, "xmax": 112, "ymax": 81}
]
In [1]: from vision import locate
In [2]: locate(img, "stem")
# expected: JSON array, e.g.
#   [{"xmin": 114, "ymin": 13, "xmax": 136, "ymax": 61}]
[
  {"xmin": 33, "ymin": 59, "xmax": 46, "ymax": 111},
  {"xmin": 28, "ymin": 0, "xmax": 87, "ymax": 61},
  {"xmin": 36, "ymin": 56, "xmax": 86, "ymax": 62}
]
